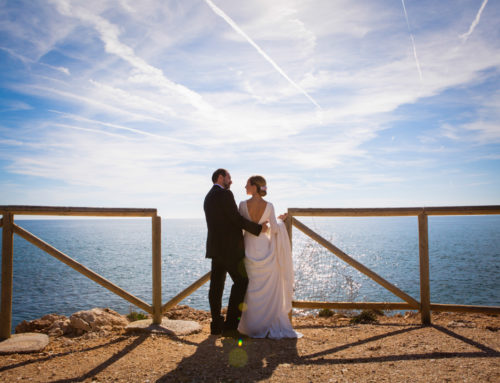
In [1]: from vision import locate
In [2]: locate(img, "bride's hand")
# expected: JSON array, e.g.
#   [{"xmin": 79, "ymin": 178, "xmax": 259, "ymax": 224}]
[{"xmin": 278, "ymin": 213, "xmax": 288, "ymax": 221}]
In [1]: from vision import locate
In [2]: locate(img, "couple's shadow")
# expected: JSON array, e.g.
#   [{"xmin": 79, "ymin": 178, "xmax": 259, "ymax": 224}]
[{"xmin": 156, "ymin": 335, "xmax": 298, "ymax": 382}]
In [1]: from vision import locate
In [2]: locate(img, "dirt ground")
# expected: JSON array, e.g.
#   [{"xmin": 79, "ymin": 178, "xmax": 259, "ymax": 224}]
[{"xmin": 1, "ymin": 308, "xmax": 499, "ymax": 382}]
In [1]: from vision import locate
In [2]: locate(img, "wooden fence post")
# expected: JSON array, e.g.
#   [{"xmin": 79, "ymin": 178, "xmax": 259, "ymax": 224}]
[
  {"xmin": 1, "ymin": 213, "xmax": 14, "ymax": 339},
  {"xmin": 286, "ymin": 209, "xmax": 292, "ymax": 246},
  {"xmin": 285, "ymin": 210, "xmax": 293, "ymax": 322},
  {"xmin": 152, "ymin": 216, "xmax": 162, "ymax": 324},
  {"xmin": 418, "ymin": 212, "xmax": 431, "ymax": 325}
]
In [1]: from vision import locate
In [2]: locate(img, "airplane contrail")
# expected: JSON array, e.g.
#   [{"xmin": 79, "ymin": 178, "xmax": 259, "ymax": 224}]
[
  {"xmin": 204, "ymin": 0, "xmax": 321, "ymax": 109},
  {"xmin": 460, "ymin": 0, "xmax": 488, "ymax": 42},
  {"xmin": 401, "ymin": 0, "xmax": 423, "ymax": 82}
]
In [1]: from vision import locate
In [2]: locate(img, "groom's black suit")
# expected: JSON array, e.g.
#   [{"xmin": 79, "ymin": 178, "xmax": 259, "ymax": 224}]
[{"xmin": 204, "ymin": 184, "xmax": 262, "ymax": 333}]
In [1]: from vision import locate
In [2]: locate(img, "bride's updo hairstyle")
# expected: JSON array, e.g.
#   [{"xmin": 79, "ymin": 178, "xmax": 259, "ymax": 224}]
[{"xmin": 249, "ymin": 175, "xmax": 267, "ymax": 197}]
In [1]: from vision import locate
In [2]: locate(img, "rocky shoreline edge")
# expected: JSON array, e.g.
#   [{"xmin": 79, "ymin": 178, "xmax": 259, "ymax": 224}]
[
  {"xmin": 1, "ymin": 306, "xmax": 499, "ymax": 382},
  {"xmin": 12, "ymin": 305, "xmax": 500, "ymax": 339}
]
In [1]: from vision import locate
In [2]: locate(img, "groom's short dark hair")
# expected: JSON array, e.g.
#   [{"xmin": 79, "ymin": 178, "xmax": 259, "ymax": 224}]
[{"xmin": 212, "ymin": 168, "xmax": 228, "ymax": 183}]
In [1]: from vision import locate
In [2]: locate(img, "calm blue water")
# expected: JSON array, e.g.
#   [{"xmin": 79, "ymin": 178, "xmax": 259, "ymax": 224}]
[{"xmin": 3, "ymin": 216, "xmax": 499, "ymax": 332}]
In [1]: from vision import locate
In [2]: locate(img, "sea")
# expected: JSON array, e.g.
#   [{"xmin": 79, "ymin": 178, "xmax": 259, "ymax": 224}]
[{"xmin": 4, "ymin": 215, "xmax": 500, "ymax": 332}]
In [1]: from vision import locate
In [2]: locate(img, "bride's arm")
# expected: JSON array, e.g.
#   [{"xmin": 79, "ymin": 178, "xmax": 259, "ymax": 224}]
[{"xmin": 268, "ymin": 203, "xmax": 279, "ymax": 235}]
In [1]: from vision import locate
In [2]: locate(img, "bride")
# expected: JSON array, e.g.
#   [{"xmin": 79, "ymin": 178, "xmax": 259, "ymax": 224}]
[{"xmin": 237, "ymin": 175, "xmax": 302, "ymax": 339}]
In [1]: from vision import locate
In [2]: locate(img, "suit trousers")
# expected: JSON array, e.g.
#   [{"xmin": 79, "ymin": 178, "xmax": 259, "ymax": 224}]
[{"xmin": 209, "ymin": 258, "xmax": 249, "ymax": 331}]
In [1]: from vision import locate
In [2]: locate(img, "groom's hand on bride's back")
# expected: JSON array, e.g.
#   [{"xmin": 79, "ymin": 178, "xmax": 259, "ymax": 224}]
[{"xmin": 261, "ymin": 222, "xmax": 270, "ymax": 234}]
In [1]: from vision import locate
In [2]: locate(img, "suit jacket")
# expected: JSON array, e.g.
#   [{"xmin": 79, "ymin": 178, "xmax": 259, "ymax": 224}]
[{"xmin": 204, "ymin": 185, "xmax": 262, "ymax": 263}]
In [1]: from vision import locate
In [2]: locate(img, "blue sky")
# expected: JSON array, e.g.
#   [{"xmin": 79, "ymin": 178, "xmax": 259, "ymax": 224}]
[{"xmin": 1, "ymin": 0, "xmax": 499, "ymax": 218}]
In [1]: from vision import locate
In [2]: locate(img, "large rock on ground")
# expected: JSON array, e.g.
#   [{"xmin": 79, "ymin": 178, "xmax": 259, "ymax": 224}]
[
  {"xmin": 16, "ymin": 308, "xmax": 129, "ymax": 337},
  {"xmin": 70, "ymin": 308, "xmax": 129, "ymax": 334},
  {"xmin": 15, "ymin": 314, "xmax": 70, "ymax": 336}
]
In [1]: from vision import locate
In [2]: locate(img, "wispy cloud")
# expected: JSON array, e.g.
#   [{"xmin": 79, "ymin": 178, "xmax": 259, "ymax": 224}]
[
  {"xmin": 40, "ymin": 63, "xmax": 70, "ymax": 75},
  {"xmin": 0, "ymin": 46, "xmax": 32, "ymax": 64},
  {"xmin": 0, "ymin": 100, "xmax": 32, "ymax": 112},
  {"xmin": 460, "ymin": 0, "xmax": 489, "ymax": 42},
  {"xmin": 401, "ymin": 0, "xmax": 423, "ymax": 82},
  {"xmin": 204, "ymin": 0, "xmax": 321, "ymax": 109},
  {"xmin": 463, "ymin": 121, "xmax": 500, "ymax": 143},
  {"xmin": 50, "ymin": 110, "xmax": 203, "ymax": 145},
  {"xmin": 49, "ymin": 0, "xmax": 214, "ymax": 114}
]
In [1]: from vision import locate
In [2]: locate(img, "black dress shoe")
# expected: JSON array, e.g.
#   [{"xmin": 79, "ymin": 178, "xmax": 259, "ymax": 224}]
[
  {"xmin": 210, "ymin": 327, "xmax": 222, "ymax": 335},
  {"xmin": 210, "ymin": 324, "xmax": 223, "ymax": 335},
  {"xmin": 210, "ymin": 317, "xmax": 224, "ymax": 335}
]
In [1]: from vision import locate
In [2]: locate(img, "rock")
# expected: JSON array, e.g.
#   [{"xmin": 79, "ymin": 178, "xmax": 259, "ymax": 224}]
[
  {"xmin": 126, "ymin": 318, "xmax": 202, "ymax": 336},
  {"xmin": 404, "ymin": 311, "xmax": 418, "ymax": 319},
  {"xmin": 70, "ymin": 316, "xmax": 92, "ymax": 332},
  {"xmin": 0, "ymin": 333, "xmax": 49, "ymax": 354},
  {"xmin": 48, "ymin": 319, "xmax": 72, "ymax": 337},
  {"xmin": 15, "ymin": 314, "xmax": 68, "ymax": 335},
  {"xmin": 16, "ymin": 308, "xmax": 128, "ymax": 337},
  {"xmin": 163, "ymin": 305, "xmax": 211, "ymax": 323},
  {"xmin": 69, "ymin": 308, "xmax": 129, "ymax": 333},
  {"xmin": 62, "ymin": 338, "xmax": 76, "ymax": 346}
]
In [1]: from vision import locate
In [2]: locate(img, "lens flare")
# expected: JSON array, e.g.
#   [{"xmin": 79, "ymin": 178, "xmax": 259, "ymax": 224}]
[{"xmin": 229, "ymin": 348, "xmax": 248, "ymax": 367}]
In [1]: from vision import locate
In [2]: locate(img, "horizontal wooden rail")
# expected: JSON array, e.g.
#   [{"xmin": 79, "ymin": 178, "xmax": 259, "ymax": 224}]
[
  {"xmin": 288, "ymin": 205, "xmax": 500, "ymax": 217},
  {"xmin": 162, "ymin": 271, "xmax": 211, "ymax": 313},
  {"xmin": 13, "ymin": 223, "xmax": 153, "ymax": 314},
  {"xmin": 292, "ymin": 301, "xmax": 500, "ymax": 314},
  {"xmin": 423, "ymin": 206, "xmax": 500, "ymax": 216},
  {"xmin": 430, "ymin": 303, "xmax": 500, "ymax": 314},
  {"xmin": 0, "ymin": 205, "xmax": 157, "ymax": 217},
  {"xmin": 289, "ymin": 207, "xmax": 422, "ymax": 217},
  {"xmin": 292, "ymin": 217, "xmax": 420, "ymax": 308},
  {"xmin": 292, "ymin": 301, "xmax": 416, "ymax": 311}
]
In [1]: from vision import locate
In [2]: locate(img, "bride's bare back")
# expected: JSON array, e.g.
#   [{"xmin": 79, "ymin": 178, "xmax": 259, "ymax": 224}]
[{"xmin": 246, "ymin": 198, "xmax": 267, "ymax": 223}]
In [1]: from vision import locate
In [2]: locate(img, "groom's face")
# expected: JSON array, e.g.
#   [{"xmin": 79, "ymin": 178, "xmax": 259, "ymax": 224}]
[{"xmin": 222, "ymin": 172, "xmax": 232, "ymax": 189}]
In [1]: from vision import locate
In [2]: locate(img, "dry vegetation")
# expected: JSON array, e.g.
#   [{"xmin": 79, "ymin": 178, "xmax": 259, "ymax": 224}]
[{"xmin": 1, "ymin": 306, "xmax": 499, "ymax": 382}]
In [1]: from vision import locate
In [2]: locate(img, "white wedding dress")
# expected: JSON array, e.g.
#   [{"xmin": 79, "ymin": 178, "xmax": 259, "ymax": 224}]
[{"xmin": 237, "ymin": 201, "xmax": 302, "ymax": 339}]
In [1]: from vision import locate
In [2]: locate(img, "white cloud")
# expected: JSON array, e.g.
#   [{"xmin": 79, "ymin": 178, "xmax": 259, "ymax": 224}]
[
  {"xmin": 49, "ymin": 0, "xmax": 215, "ymax": 114},
  {"xmin": 462, "ymin": 121, "xmax": 500, "ymax": 144}
]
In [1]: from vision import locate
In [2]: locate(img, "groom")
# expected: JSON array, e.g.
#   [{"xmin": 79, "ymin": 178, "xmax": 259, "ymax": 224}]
[{"xmin": 204, "ymin": 168, "xmax": 264, "ymax": 336}]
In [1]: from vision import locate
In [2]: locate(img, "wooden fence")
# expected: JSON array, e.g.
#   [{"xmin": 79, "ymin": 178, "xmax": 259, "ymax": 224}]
[
  {"xmin": 158, "ymin": 205, "xmax": 500, "ymax": 326},
  {"xmin": 2, "ymin": 205, "xmax": 500, "ymax": 340},
  {"xmin": 286, "ymin": 206, "xmax": 500, "ymax": 325},
  {"xmin": 0, "ymin": 206, "xmax": 162, "ymax": 340}
]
